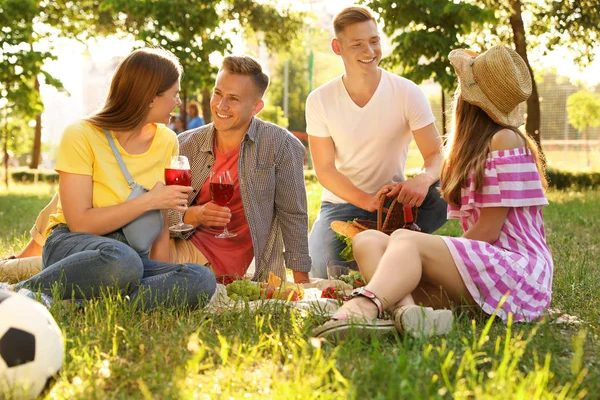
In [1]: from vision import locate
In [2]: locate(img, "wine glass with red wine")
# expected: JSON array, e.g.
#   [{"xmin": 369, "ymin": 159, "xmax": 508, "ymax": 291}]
[
  {"xmin": 165, "ymin": 156, "xmax": 194, "ymax": 232},
  {"xmin": 209, "ymin": 169, "xmax": 237, "ymax": 239}
]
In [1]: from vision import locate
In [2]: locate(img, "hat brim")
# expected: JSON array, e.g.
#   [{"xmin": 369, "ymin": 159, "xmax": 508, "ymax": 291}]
[{"xmin": 449, "ymin": 49, "xmax": 525, "ymax": 128}]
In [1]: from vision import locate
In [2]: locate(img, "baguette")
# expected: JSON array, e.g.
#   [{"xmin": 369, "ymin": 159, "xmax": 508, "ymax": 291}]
[{"xmin": 330, "ymin": 220, "xmax": 363, "ymax": 239}]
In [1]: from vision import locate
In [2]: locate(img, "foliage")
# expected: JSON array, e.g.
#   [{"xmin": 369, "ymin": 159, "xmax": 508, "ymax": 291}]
[
  {"xmin": 268, "ymin": 56, "xmax": 310, "ymax": 132},
  {"xmin": 97, "ymin": 0, "xmax": 305, "ymax": 125},
  {"xmin": 0, "ymin": 0, "xmax": 52, "ymax": 117},
  {"xmin": 0, "ymin": 113, "xmax": 34, "ymax": 157},
  {"xmin": 259, "ymin": 104, "xmax": 289, "ymax": 128},
  {"xmin": 267, "ymin": 23, "xmax": 329, "ymax": 133},
  {"xmin": 365, "ymin": 0, "xmax": 494, "ymax": 93},
  {"xmin": 364, "ymin": 0, "xmax": 600, "ymax": 149},
  {"xmin": 529, "ymin": 0, "xmax": 600, "ymax": 65},
  {"xmin": 546, "ymin": 169, "xmax": 600, "ymax": 190},
  {"xmin": 10, "ymin": 169, "xmax": 59, "ymax": 184},
  {"xmin": 566, "ymin": 90, "xmax": 600, "ymax": 134}
]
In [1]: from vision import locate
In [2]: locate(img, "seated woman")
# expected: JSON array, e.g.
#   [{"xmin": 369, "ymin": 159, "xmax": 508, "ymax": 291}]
[
  {"xmin": 3, "ymin": 48, "xmax": 216, "ymax": 309},
  {"xmin": 313, "ymin": 45, "xmax": 552, "ymax": 338}
]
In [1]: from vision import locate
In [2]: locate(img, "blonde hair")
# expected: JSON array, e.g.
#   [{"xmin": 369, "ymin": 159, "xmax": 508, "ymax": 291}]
[
  {"xmin": 86, "ymin": 47, "xmax": 182, "ymax": 131},
  {"xmin": 333, "ymin": 6, "xmax": 376, "ymax": 35},
  {"xmin": 220, "ymin": 55, "xmax": 269, "ymax": 97},
  {"xmin": 440, "ymin": 91, "xmax": 547, "ymax": 207}
]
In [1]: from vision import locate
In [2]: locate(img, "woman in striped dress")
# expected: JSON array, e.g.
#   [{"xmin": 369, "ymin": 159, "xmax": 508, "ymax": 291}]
[{"xmin": 313, "ymin": 45, "xmax": 552, "ymax": 339}]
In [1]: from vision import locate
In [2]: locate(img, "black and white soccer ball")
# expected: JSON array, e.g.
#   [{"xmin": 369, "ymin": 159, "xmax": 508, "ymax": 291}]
[{"xmin": 0, "ymin": 291, "xmax": 64, "ymax": 399}]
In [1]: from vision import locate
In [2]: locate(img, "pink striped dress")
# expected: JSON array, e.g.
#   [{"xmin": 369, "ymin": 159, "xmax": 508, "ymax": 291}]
[{"xmin": 441, "ymin": 147, "xmax": 553, "ymax": 322}]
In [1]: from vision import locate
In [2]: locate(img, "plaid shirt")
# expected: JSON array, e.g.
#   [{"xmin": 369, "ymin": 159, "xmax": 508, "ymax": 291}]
[{"xmin": 168, "ymin": 117, "xmax": 312, "ymax": 280}]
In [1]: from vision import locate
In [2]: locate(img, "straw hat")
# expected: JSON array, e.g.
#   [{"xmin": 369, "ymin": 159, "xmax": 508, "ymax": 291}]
[{"xmin": 448, "ymin": 45, "xmax": 532, "ymax": 127}]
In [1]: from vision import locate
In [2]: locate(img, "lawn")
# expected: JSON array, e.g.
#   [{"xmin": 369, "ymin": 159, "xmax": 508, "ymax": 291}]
[{"xmin": 0, "ymin": 182, "xmax": 599, "ymax": 399}]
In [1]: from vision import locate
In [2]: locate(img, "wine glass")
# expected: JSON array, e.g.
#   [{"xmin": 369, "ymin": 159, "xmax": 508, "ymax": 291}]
[
  {"xmin": 209, "ymin": 169, "xmax": 237, "ymax": 238},
  {"xmin": 165, "ymin": 155, "xmax": 194, "ymax": 232}
]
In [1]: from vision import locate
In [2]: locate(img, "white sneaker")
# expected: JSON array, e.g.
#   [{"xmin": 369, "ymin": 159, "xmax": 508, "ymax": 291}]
[
  {"xmin": 394, "ymin": 305, "xmax": 453, "ymax": 337},
  {"xmin": 0, "ymin": 282, "xmax": 10, "ymax": 291}
]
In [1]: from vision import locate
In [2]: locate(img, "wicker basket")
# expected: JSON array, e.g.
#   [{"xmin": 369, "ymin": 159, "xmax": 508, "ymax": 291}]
[{"xmin": 353, "ymin": 195, "xmax": 418, "ymax": 235}]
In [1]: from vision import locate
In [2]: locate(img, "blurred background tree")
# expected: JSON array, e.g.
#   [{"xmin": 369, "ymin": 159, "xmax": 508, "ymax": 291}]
[
  {"xmin": 364, "ymin": 0, "xmax": 493, "ymax": 136},
  {"xmin": 566, "ymin": 90, "xmax": 600, "ymax": 167},
  {"xmin": 100, "ymin": 0, "xmax": 305, "ymax": 126},
  {"xmin": 364, "ymin": 0, "xmax": 600, "ymax": 149}
]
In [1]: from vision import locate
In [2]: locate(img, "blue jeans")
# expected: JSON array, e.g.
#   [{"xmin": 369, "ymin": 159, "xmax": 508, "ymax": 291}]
[
  {"xmin": 15, "ymin": 225, "xmax": 217, "ymax": 310},
  {"xmin": 308, "ymin": 181, "xmax": 448, "ymax": 279}
]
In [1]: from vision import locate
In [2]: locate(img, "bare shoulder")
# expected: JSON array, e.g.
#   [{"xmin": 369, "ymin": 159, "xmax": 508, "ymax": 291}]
[{"xmin": 490, "ymin": 129, "xmax": 526, "ymax": 151}]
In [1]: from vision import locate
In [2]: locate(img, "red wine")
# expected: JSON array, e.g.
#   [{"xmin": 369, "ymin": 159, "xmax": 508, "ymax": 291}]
[
  {"xmin": 165, "ymin": 168, "xmax": 192, "ymax": 186},
  {"xmin": 402, "ymin": 205, "xmax": 421, "ymax": 232},
  {"xmin": 210, "ymin": 183, "xmax": 234, "ymax": 206}
]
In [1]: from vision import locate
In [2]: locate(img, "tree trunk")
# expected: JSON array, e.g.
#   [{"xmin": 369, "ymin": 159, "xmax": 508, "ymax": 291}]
[
  {"xmin": 201, "ymin": 87, "xmax": 212, "ymax": 124},
  {"xmin": 441, "ymin": 89, "xmax": 447, "ymax": 137},
  {"xmin": 4, "ymin": 107, "xmax": 9, "ymax": 189},
  {"xmin": 30, "ymin": 76, "xmax": 42, "ymax": 169},
  {"xmin": 181, "ymin": 86, "xmax": 188, "ymax": 128},
  {"xmin": 509, "ymin": 0, "xmax": 542, "ymax": 151}
]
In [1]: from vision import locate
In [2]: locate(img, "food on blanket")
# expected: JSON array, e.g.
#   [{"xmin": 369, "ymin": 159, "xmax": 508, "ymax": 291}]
[
  {"xmin": 226, "ymin": 279, "xmax": 260, "ymax": 302},
  {"xmin": 331, "ymin": 221, "xmax": 361, "ymax": 261},
  {"xmin": 339, "ymin": 270, "xmax": 366, "ymax": 288},
  {"xmin": 330, "ymin": 221, "xmax": 363, "ymax": 239},
  {"xmin": 320, "ymin": 286, "xmax": 345, "ymax": 300},
  {"xmin": 258, "ymin": 273, "xmax": 304, "ymax": 301}
]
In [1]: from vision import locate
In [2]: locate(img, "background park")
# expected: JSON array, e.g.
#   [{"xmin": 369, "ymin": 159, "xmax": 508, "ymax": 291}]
[{"xmin": 1, "ymin": 0, "xmax": 599, "ymax": 398}]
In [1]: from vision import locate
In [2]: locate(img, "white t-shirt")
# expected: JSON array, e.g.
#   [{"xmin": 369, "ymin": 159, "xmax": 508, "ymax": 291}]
[{"xmin": 306, "ymin": 69, "xmax": 435, "ymax": 204}]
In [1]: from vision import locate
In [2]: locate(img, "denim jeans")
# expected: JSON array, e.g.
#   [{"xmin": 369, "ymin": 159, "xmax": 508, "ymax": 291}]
[
  {"xmin": 308, "ymin": 181, "xmax": 448, "ymax": 279},
  {"xmin": 15, "ymin": 225, "xmax": 217, "ymax": 310}
]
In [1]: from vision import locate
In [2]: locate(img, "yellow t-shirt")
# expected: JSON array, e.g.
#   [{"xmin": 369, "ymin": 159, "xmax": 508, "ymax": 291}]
[{"xmin": 47, "ymin": 120, "xmax": 179, "ymax": 233}]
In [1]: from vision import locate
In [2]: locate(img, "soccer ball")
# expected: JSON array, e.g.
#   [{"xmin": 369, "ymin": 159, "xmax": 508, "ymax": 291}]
[{"xmin": 0, "ymin": 291, "xmax": 64, "ymax": 399}]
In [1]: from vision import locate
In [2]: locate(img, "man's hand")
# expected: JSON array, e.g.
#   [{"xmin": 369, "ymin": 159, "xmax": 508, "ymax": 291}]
[
  {"xmin": 184, "ymin": 202, "xmax": 231, "ymax": 228},
  {"xmin": 388, "ymin": 174, "xmax": 431, "ymax": 207},
  {"xmin": 362, "ymin": 184, "xmax": 396, "ymax": 212},
  {"xmin": 292, "ymin": 271, "xmax": 310, "ymax": 284}
]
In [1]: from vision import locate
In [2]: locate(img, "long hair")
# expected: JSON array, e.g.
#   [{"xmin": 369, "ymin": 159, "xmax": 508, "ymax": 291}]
[
  {"xmin": 86, "ymin": 47, "xmax": 182, "ymax": 131},
  {"xmin": 440, "ymin": 90, "xmax": 547, "ymax": 207}
]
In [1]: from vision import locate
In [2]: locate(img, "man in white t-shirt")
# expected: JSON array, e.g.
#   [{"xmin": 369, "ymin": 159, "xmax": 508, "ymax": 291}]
[{"xmin": 306, "ymin": 6, "xmax": 447, "ymax": 278}]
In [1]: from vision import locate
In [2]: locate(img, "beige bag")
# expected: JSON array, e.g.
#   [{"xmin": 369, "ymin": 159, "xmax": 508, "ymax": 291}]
[{"xmin": 0, "ymin": 256, "xmax": 42, "ymax": 283}]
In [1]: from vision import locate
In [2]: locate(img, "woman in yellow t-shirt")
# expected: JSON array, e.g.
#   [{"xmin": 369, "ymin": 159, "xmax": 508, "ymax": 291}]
[{"xmin": 9, "ymin": 48, "xmax": 216, "ymax": 309}]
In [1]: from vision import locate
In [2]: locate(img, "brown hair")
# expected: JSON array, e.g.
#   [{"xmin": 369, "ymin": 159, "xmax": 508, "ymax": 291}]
[
  {"xmin": 333, "ymin": 6, "xmax": 377, "ymax": 35},
  {"xmin": 220, "ymin": 55, "xmax": 269, "ymax": 97},
  {"xmin": 440, "ymin": 91, "xmax": 547, "ymax": 207},
  {"xmin": 86, "ymin": 47, "xmax": 182, "ymax": 131}
]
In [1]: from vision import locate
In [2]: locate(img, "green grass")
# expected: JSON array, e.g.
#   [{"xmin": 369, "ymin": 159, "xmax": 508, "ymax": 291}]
[{"xmin": 1, "ymin": 183, "xmax": 599, "ymax": 399}]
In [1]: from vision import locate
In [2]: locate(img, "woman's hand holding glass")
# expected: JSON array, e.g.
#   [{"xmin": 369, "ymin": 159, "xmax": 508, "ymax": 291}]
[
  {"xmin": 146, "ymin": 181, "xmax": 193, "ymax": 213},
  {"xmin": 164, "ymin": 156, "xmax": 195, "ymax": 232}
]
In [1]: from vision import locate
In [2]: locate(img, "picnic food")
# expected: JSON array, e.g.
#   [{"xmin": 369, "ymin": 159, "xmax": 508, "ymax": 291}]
[
  {"xmin": 320, "ymin": 286, "xmax": 345, "ymax": 300},
  {"xmin": 339, "ymin": 270, "xmax": 366, "ymax": 288},
  {"xmin": 330, "ymin": 221, "xmax": 363, "ymax": 239},
  {"xmin": 226, "ymin": 279, "xmax": 261, "ymax": 301},
  {"xmin": 258, "ymin": 272, "xmax": 304, "ymax": 301}
]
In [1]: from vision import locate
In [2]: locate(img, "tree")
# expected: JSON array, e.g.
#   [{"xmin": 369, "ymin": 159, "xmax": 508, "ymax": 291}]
[
  {"xmin": 566, "ymin": 90, "xmax": 600, "ymax": 167},
  {"xmin": 364, "ymin": 0, "xmax": 600, "ymax": 149},
  {"xmin": 26, "ymin": 0, "xmax": 116, "ymax": 169},
  {"xmin": 365, "ymin": 0, "xmax": 494, "ymax": 136},
  {"xmin": 0, "ymin": 0, "xmax": 57, "ymax": 187},
  {"xmin": 100, "ymin": 0, "xmax": 305, "ymax": 126}
]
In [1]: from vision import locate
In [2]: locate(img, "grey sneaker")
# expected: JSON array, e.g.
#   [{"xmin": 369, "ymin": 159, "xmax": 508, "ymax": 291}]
[{"xmin": 18, "ymin": 288, "xmax": 54, "ymax": 309}]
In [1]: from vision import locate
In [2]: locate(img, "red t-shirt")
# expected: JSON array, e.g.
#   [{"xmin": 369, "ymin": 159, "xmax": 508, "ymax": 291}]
[{"xmin": 190, "ymin": 145, "xmax": 254, "ymax": 282}]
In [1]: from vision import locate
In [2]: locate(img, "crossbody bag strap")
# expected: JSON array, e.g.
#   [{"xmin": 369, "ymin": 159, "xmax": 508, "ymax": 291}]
[{"xmin": 103, "ymin": 129, "xmax": 136, "ymax": 188}]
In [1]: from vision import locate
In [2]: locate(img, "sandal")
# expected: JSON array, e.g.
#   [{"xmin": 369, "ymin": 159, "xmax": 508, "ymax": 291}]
[
  {"xmin": 312, "ymin": 287, "xmax": 395, "ymax": 339},
  {"xmin": 393, "ymin": 305, "xmax": 453, "ymax": 338}
]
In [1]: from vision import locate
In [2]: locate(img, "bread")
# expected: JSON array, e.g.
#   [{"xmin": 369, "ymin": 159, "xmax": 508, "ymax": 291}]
[{"xmin": 330, "ymin": 221, "xmax": 363, "ymax": 239}]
